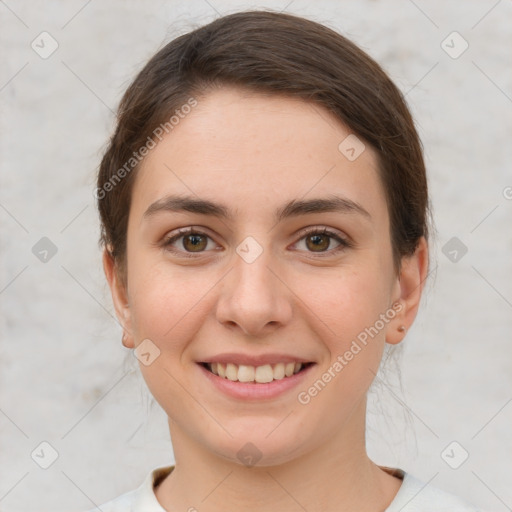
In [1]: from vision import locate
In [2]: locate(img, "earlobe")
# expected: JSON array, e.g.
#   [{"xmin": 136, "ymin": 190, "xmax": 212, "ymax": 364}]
[
  {"xmin": 102, "ymin": 249, "xmax": 134, "ymax": 349},
  {"xmin": 386, "ymin": 237, "xmax": 429, "ymax": 345}
]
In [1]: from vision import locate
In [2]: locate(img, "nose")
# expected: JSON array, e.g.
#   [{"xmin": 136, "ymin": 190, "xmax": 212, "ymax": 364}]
[{"xmin": 215, "ymin": 246, "xmax": 293, "ymax": 337}]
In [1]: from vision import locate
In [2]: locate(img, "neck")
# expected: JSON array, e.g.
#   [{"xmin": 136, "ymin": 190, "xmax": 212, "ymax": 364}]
[{"xmin": 155, "ymin": 400, "xmax": 402, "ymax": 512}]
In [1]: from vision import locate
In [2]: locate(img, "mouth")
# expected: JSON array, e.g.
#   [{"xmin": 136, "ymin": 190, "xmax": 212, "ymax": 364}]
[{"xmin": 199, "ymin": 361, "xmax": 314, "ymax": 384}]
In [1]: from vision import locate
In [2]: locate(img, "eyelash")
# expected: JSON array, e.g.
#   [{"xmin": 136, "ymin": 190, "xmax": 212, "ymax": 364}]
[{"xmin": 161, "ymin": 227, "xmax": 352, "ymax": 259}]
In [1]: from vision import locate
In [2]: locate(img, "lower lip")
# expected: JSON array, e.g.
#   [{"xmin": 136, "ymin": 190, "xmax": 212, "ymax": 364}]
[{"xmin": 197, "ymin": 363, "xmax": 315, "ymax": 400}]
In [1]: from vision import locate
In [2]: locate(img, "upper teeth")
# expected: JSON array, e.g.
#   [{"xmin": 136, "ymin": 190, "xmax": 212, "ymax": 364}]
[{"xmin": 208, "ymin": 362, "xmax": 303, "ymax": 383}]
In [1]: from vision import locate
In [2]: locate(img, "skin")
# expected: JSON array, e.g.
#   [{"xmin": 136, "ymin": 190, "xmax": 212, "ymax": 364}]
[{"xmin": 104, "ymin": 86, "xmax": 429, "ymax": 512}]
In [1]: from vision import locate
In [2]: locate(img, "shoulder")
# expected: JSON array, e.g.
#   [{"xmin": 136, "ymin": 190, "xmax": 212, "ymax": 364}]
[
  {"xmin": 387, "ymin": 471, "xmax": 485, "ymax": 512},
  {"xmin": 82, "ymin": 465, "xmax": 173, "ymax": 512}
]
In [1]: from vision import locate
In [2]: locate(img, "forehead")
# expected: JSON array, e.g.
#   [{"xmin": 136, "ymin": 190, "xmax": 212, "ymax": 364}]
[{"xmin": 131, "ymin": 87, "xmax": 387, "ymax": 225}]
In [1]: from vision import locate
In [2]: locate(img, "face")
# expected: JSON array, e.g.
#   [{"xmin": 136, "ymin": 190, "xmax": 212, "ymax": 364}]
[{"xmin": 105, "ymin": 86, "xmax": 425, "ymax": 467}]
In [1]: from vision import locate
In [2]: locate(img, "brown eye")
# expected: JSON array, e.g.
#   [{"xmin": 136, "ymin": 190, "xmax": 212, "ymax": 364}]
[
  {"xmin": 182, "ymin": 233, "xmax": 208, "ymax": 252},
  {"xmin": 163, "ymin": 228, "xmax": 217, "ymax": 257},
  {"xmin": 305, "ymin": 233, "xmax": 331, "ymax": 252},
  {"xmin": 294, "ymin": 227, "xmax": 351, "ymax": 255}
]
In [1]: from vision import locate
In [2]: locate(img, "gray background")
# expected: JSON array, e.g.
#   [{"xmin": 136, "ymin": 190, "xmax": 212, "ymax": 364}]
[{"xmin": 1, "ymin": 1, "xmax": 511, "ymax": 510}]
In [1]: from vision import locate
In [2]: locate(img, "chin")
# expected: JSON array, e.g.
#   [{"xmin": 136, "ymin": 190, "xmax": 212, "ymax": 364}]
[{"xmin": 204, "ymin": 425, "xmax": 312, "ymax": 469}]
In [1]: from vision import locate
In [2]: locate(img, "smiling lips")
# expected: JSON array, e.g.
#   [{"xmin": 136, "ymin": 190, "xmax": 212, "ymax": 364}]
[{"xmin": 205, "ymin": 362, "xmax": 307, "ymax": 383}]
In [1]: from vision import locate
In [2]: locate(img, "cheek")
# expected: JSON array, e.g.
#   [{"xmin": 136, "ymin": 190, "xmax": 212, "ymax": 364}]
[
  {"xmin": 125, "ymin": 260, "xmax": 208, "ymax": 409},
  {"xmin": 127, "ymin": 255, "xmax": 209, "ymax": 344},
  {"xmin": 303, "ymin": 266, "xmax": 393, "ymax": 399},
  {"xmin": 306, "ymin": 266, "xmax": 392, "ymax": 341},
  {"xmin": 299, "ymin": 307, "xmax": 389, "ymax": 418}
]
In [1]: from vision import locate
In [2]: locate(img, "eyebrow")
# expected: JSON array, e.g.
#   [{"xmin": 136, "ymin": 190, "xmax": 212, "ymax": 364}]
[{"xmin": 143, "ymin": 194, "xmax": 371, "ymax": 222}]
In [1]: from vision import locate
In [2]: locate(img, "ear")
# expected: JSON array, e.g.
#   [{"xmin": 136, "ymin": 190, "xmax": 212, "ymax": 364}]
[
  {"xmin": 386, "ymin": 237, "xmax": 429, "ymax": 345},
  {"xmin": 102, "ymin": 249, "xmax": 134, "ymax": 349}
]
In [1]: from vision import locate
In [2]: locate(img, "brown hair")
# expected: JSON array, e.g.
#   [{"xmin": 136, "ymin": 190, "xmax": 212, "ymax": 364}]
[{"xmin": 97, "ymin": 10, "xmax": 429, "ymax": 282}]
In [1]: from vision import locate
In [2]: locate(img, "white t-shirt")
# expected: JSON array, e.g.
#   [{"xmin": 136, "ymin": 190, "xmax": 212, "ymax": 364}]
[{"xmin": 85, "ymin": 465, "xmax": 483, "ymax": 511}]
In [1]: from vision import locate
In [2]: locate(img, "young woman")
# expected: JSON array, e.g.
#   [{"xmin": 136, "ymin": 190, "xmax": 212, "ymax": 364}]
[{"xmin": 88, "ymin": 10, "xmax": 482, "ymax": 512}]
